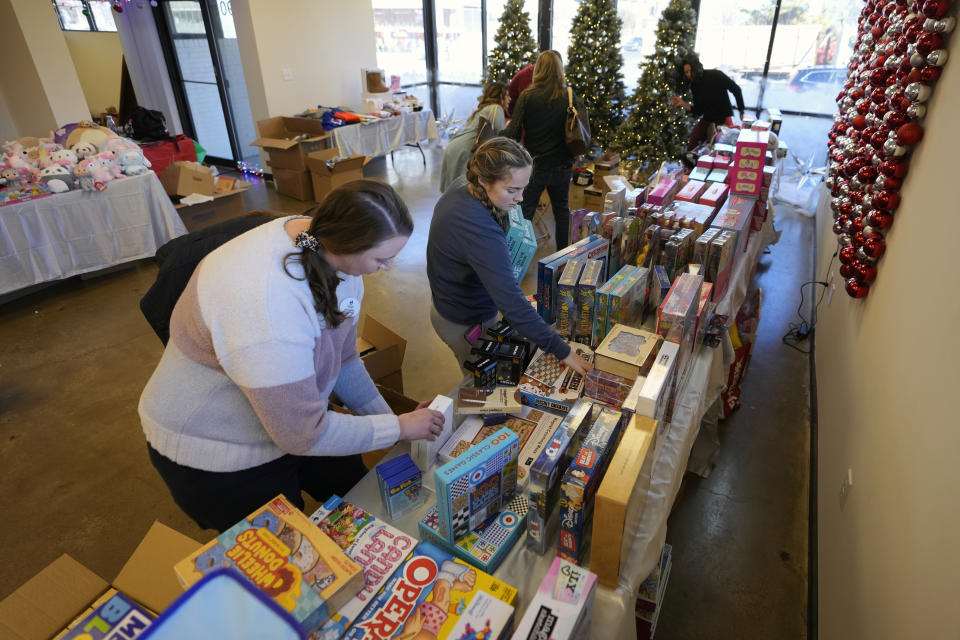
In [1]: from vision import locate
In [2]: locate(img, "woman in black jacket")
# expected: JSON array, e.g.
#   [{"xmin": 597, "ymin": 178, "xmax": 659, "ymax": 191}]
[{"xmin": 502, "ymin": 50, "xmax": 587, "ymax": 250}]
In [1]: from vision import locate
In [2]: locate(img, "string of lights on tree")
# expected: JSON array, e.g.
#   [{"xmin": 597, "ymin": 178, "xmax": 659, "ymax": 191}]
[
  {"xmin": 827, "ymin": 0, "xmax": 954, "ymax": 299},
  {"xmin": 486, "ymin": 0, "xmax": 538, "ymax": 85},
  {"xmin": 565, "ymin": 0, "xmax": 627, "ymax": 151},
  {"xmin": 613, "ymin": 0, "xmax": 697, "ymax": 181}
]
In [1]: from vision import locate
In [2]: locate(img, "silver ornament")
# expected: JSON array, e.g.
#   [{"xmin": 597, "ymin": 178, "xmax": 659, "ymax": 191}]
[
  {"xmin": 862, "ymin": 34, "xmax": 875, "ymax": 48},
  {"xmin": 905, "ymin": 82, "xmax": 931, "ymax": 102},
  {"xmin": 839, "ymin": 234, "xmax": 853, "ymax": 247},
  {"xmin": 906, "ymin": 103, "xmax": 926, "ymax": 119},
  {"xmin": 859, "ymin": 44, "xmax": 872, "ymax": 55},
  {"xmin": 885, "ymin": 84, "xmax": 900, "ymax": 99},
  {"xmin": 906, "ymin": 43, "xmax": 917, "ymax": 56},
  {"xmin": 862, "ymin": 194, "xmax": 873, "ymax": 209},
  {"xmin": 857, "ymin": 247, "xmax": 878, "ymax": 263},
  {"xmin": 885, "ymin": 55, "xmax": 900, "ymax": 70},
  {"xmin": 865, "ymin": 113, "xmax": 878, "ymax": 127},
  {"xmin": 850, "ymin": 177, "xmax": 864, "ymax": 191},
  {"xmin": 833, "ymin": 220, "xmax": 845, "ymax": 234},
  {"xmin": 883, "ymin": 138, "xmax": 907, "ymax": 156},
  {"xmin": 926, "ymin": 16, "xmax": 956, "ymax": 34},
  {"xmin": 830, "ymin": 197, "xmax": 842, "ymax": 213},
  {"xmin": 862, "ymin": 225, "xmax": 878, "ymax": 236},
  {"xmin": 927, "ymin": 49, "xmax": 948, "ymax": 66},
  {"xmin": 910, "ymin": 52, "xmax": 926, "ymax": 67},
  {"xmin": 826, "ymin": 176, "xmax": 836, "ymax": 190},
  {"xmin": 852, "ymin": 204, "xmax": 865, "ymax": 218},
  {"xmin": 875, "ymin": 175, "xmax": 889, "ymax": 189}
]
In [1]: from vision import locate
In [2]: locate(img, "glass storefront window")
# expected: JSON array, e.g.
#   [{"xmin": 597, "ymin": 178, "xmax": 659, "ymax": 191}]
[
  {"xmin": 373, "ymin": 2, "xmax": 428, "ymax": 86},
  {"xmin": 618, "ymin": 0, "xmax": 671, "ymax": 92}
]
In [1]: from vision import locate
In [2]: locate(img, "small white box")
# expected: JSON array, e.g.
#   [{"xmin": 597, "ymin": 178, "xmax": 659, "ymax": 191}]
[{"xmin": 410, "ymin": 394, "xmax": 453, "ymax": 471}]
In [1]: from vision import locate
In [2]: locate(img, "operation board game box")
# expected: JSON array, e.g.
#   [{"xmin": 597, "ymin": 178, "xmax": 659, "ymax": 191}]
[
  {"xmin": 439, "ymin": 408, "xmax": 564, "ymax": 487},
  {"xmin": 434, "ymin": 428, "xmax": 520, "ymax": 544},
  {"xmin": 515, "ymin": 343, "xmax": 593, "ymax": 414},
  {"xmin": 60, "ymin": 590, "xmax": 152, "ymax": 640},
  {"xmin": 309, "ymin": 496, "xmax": 418, "ymax": 639},
  {"xmin": 344, "ymin": 541, "xmax": 517, "ymax": 640},
  {"xmin": 558, "ymin": 406, "xmax": 623, "ymax": 564},
  {"xmin": 174, "ymin": 495, "xmax": 364, "ymax": 635},
  {"xmin": 418, "ymin": 491, "xmax": 530, "ymax": 573},
  {"xmin": 509, "ymin": 557, "xmax": 598, "ymax": 640},
  {"xmin": 592, "ymin": 415, "xmax": 658, "ymax": 588},
  {"xmin": 526, "ymin": 399, "xmax": 595, "ymax": 554}
]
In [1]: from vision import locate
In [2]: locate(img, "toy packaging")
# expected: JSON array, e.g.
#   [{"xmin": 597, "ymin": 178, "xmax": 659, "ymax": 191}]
[
  {"xmin": 512, "ymin": 217, "xmax": 538, "ymax": 283},
  {"xmin": 456, "ymin": 386, "xmax": 522, "ymax": 415},
  {"xmin": 688, "ymin": 165, "xmax": 711, "ymax": 182},
  {"xmin": 607, "ymin": 265, "xmax": 649, "ymax": 328},
  {"xmin": 439, "ymin": 408, "xmax": 563, "ymax": 487},
  {"xmin": 623, "ymin": 341, "xmax": 679, "ymax": 454},
  {"xmin": 174, "ymin": 495, "xmax": 364, "ymax": 635},
  {"xmin": 699, "ymin": 181, "xmax": 729, "ymax": 208},
  {"xmin": 636, "ymin": 544, "xmax": 673, "ymax": 640},
  {"xmin": 619, "ymin": 216, "xmax": 641, "ymax": 268},
  {"xmin": 576, "ymin": 259, "xmax": 604, "ymax": 346},
  {"xmin": 434, "ymin": 427, "xmax": 520, "ymax": 543},
  {"xmin": 651, "ymin": 265, "xmax": 671, "ymax": 311},
  {"xmin": 418, "ymin": 491, "xmax": 529, "ymax": 572},
  {"xmin": 0, "ymin": 183, "xmax": 53, "ymax": 206},
  {"xmin": 537, "ymin": 235, "xmax": 610, "ymax": 323},
  {"xmin": 495, "ymin": 342, "xmax": 527, "ymax": 386},
  {"xmin": 568, "ymin": 208, "xmax": 590, "ymax": 245},
  {"xmin": 309, "ymin": 496, "xmax": 418, "ymax": 639},
  {"xmin": 705, "ymin": 168, "xmax": 728, "ymax": 184},
  {"xmin": 557, "ymin": 406, "xmax": 623, "ymax": 563},
  {"xmin": 526, "ymin": 399, "xmax": 595, "ymax": 554},
  {"xmin": 556, "ymin": 258, "xmax": 585, "ymax": 339},
  {"xmin": 693, "ymin": 228, "xmax": 719, "ymax": 270},
  {"xmin": 731, "ymin": 128, "xmax": 768, "ymax": 197},
  {"xmin": 592, "ymin": 415, "xmax": 658, "ymax": 588},
  {"xmin": 658, "ymin": 273, "xmax": 704, "ymax": 381},
  {"xmin": 411, "ymin": 394, "xmax": 454, "ymax": 471},
  {"xmin": 671, "ymin": 201, "xmax": 717, "ymax": 235},
  {"xmin": 375, "ymin": 454, "xmax": 424, "ymax": 520},
  {"xmin": 675, "ymin": 179, "xmax": 707, "ymax": 203},
  {"xmin": 515, "ymin": 344, "xmax": 592, "ymax": 414},
  {"xmin": 694, "ymin": 282, "xmax": 716, "ymax": 355},
  {"xmin": 344, "ymin": 541, "xmax": 517, "ymax": 640},
  {"xmin": 709, "ymin": 230, "xmax": 737, "ymax": 303},
  {"xmin": 584, "ymin": 367, "xmax": 634, "ymax": 410},
  {"xmin": 603, "ymin": 216, "xmax": 626, "ymax": 275},
  {"xmin": 593, "ymin": 264, "xmax": 634, "ymax": 345},
  {"xmin": 465, "ymin": 356, "xmax": 498, "ymax": 390},
  {"xmin": 594, "ymin": 324, "xmax": 661, "ymax": 383},
  {"xmin": 509, "ymin": 557, "xmax": 598, "ymax": 640},
  {"xmin": 60, "ymin": 590, "xmax": 152, "ymax": 640}
]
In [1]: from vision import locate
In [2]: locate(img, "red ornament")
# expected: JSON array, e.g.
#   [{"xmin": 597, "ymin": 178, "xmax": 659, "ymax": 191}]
[
  {"xmin": 839, "ymin": 263, "xmax": 857, "ymax": 279},
  {"xmin": 922, "ymin": 0, "xmax": 950, "ymax": 18},
  {"xmin": 879, "ymin": 158, "xmax": 908, "ymax": 178},
  {"xmin": 873, "ymin": 190, "xmax": 901, "ymax": 211},
  {"xmin": 871, "ymin": 128, "xmax": 891, "ymax": 149},
  {"xmin": 857, "ymin": 165, "xmax": 880, "ymax": 182},
  {"xmin": 866, "ymin": 210, "xmax": 895, "ymax": 229},
  {"xmin": 839, "ymin": 246, "xmax": 859, "ymax": 265},
  {"xmin": 868, "ymin": 67, "xmax": 890, "ymax": 86},
  {"xmin": 862, "ymin": 236, "xmax": 887, "ymax": 258},
  {"xmin": 852, "ymin": 114, "xmax": 868, "ymax": 130},
  {"xmin": 916, "ymin": 32, "xmax": 943, "ymax": 55},
  {"xmin": 897, "ymin": 122, "xmax": 924, "ymax": 144},
  {"xmin": 849, "ymin": 216, "xmax": 865, "ymax": 235},
  {"xmin": 920, "ymin": 65, "xmax": 942, "ymax": 82},
  {"xmin": 883, "ymin": 111, "xmax": 909, "ymax": 129},
  {"xmin": 855, "ymin": 262, "xmax": 879, "ymax": 283},
  {"xmin": 112, "ymin": 2, "xmax": 123, "ymax": 12},
  {"xmin": 889, "ymin": 90, "xmax": 912, "ymax": 112},
  {"xmin": 878, "ymin": 175, "xmax": 903, "ymax": 190},
  {"xmin": 845, "ymin": 278, "xmax": 870, "ymax": 298}
]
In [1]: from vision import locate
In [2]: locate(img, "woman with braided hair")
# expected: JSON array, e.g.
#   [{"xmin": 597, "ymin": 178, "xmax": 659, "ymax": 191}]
[
  {"xmin": 427, "ymin": 136, "xmax": 592, "ymax": 376},
  {"xmin": 139, "ymin": 180, "xmax": 444, "ymax": 531}
]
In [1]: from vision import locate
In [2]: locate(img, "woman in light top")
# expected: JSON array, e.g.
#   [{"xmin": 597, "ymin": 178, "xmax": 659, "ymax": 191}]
[{"xmin": 439, "ymin": 83, "xmax": 508, "ymax": 193}]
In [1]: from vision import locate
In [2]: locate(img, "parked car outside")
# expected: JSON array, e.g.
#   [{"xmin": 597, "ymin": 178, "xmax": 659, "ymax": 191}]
[{"xmin": 788, "ymin": 67, "xmax": 848, "ymax": 91}]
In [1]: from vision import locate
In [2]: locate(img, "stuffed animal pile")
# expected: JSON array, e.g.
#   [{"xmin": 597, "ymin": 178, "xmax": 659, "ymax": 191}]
[{"xmin": 0, "ymin": 121, "xmax": 152, "ymax": 195}]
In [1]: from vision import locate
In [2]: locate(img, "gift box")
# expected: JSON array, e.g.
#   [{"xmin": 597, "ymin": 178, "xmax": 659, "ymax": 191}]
[
  {"xmin": 607, "ymin": 266, "xmax": 649, "ymax": 329},
  {"xmin": 675, "ymin": 180, "xmax": 708, "ymax": 203},
  {"xmin": 699, "ymin": 182, "xmax": 729, "ymax": 208},
  {"xmin": 375, "ymin": 454, "xmax": 424, "ymax": 520},
  {"xmin": 645, "ymin": 178, "xmax": 678, "ymax": 206},
  {"xmin": 705, "ymin": 168, "xmax": 728, "ymax": 184},
  {"xmin": 708, "ymin": 230, "xmax": 737, "ymax": 303},
  {"xmin": 594, "ymin": 265, "xmax": 636, "ymax": 345},
  {"xmin": 657, "ymin": 272, "xmax": 704, "ymax": 380},
  {"xmin": 537, "ymin": 235, "xmax": 610, "ymax": 324},
  {"xmin": 584, "ymin": 368, "xmax": 634, "ymax": 410},
  {"xmin": 688, "ymin": 166, "xmax": 711, "ymax": 182},
  {"xmin": 731, "ymin": 128, "xmax": 768, "ymax": 197}
]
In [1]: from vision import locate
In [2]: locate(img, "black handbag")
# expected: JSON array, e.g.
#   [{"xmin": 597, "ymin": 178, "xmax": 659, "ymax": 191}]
[{"xmin": 565, "ymin": 87, "xmax": 591, "ymax": 156}]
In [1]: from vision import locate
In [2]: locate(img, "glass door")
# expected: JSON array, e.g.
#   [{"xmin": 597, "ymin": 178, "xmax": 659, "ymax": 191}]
[{"xmin": 157, "ymin": 0, "xmax": 257, "ymax": 166}]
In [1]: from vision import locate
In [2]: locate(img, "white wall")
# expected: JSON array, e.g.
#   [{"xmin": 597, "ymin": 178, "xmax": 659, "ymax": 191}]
[
  {"xmin": 815, "ymin": 38, "xmax": 960, "ymax": 638},
  {"xmin": 232, "ymin": 0, "xmax": 378, "ymax": 123},
  {"xmin": 64, "ymin": 31, "xmax": 123, "ymax": 116}
]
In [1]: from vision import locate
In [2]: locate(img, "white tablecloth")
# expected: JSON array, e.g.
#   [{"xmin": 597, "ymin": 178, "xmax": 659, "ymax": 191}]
[
  {"xmin": 0, "ymin": 172, "xmax": 187, "ymax": 296},
  {"xmin": 332, "ymin": 110, "xmax": 439, "ymax": 158}
]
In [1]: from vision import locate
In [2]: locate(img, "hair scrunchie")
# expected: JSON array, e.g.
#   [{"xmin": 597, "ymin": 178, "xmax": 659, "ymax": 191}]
[{"xmin": 294, "ymin": 231, "xmax": 321, "ymax": 253}]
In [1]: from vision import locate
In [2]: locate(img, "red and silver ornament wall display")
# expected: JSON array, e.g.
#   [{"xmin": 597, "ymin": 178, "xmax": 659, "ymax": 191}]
[{"xmin": 828, "ymin": 0, "xmax": 955, "ymax": 298}]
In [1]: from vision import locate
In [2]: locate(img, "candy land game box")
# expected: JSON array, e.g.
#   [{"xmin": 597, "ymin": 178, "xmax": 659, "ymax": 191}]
[
  {"xmin": 344, "ymin": 541, "xmax": 517, "ymax": 640},
  {"xmin": 309, "ymin": 496, "xmax": 419, "ymax": 639},
  {"xmin": 174, "ymin": 495, "xmax": 364, "ymax": 636}
]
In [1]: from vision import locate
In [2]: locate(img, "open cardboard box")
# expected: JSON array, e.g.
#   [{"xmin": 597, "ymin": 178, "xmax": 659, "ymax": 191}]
[
  {"xmin": 175, "ymin": 179, "xmax": 253, "ymax": 233},
  {"xmin": 159, "ymin": 161, "xmax": 215, "ymax": 197},
  {"xmin": 252, "ymin": 116, "xmax": 332, "ymax": 172},
  {"xmin": 306, "ymin": 148, "xmax": 371, "ymax": 204},
  {"xmin": 0, "ymin": 522, "xmax": 201, "ymax": 640},
  {"xmin": 358, "ymin": 313, "xmax": 406, "ymax": 394}
]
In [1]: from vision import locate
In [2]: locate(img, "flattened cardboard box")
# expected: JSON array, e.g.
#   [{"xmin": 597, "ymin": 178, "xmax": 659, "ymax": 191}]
[{"xmin": 0, "ymin": 522, "xmax": 201, "ymax": 640}]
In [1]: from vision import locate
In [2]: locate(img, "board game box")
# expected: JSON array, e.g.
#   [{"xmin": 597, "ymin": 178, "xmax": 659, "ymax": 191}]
[
  {"xmin": 375, "ymin": 454, "xmax": 424, "ymax": 520},
  {"xmin": 558, "ymin": 406, "xmax": 623, "ymax": 564},
  {"xmin": 434, "ymin": 427, "xmax": 520, "ymax": 544},
  {"xmin": 309, "ymin": 496, "xmax": 418, "ymax": 639},
  {"xmin": 60, "ymin": 590, "xmax": 152, "ymax": 640},
  {"xmin": 344, "ymin": 541, "xmax": 518, "ymax": 640},
  {"xmin": 174, "ymin": 495, "xmax": 364, "ymax": 635},
  {"xmin": 410, "ymin": 395, "xmax": 454, "ymax": 471},
  {"xmin": 594, "ymin": 324, "xmax": 661, "ymax": 383},
  {"xmin": 537, "ymin": 235, "xmax": 609, "ymax": 324},
  {"xmin": 456, "ymin": 386, "xmax": 522, "ymax": 415},
  {"xmin": 509, "ymin": 557, "xmax": 598, "ymax": 640},
  {"xmin": 417, "ymin": 491, "xmax": 530, "ymax": 573},
  {"xmin": 555, "ymin": 258, "xmax": 585, "ymax": 339},
  {"xmin": 526, "ymin": 399, "xmax": 595, "ymax": 554},
  {"xmin": 593, "ymin": 264, "xmax": 635, "ymax": 345},
  {"xmin": 515, "ymin": 343, "xmax": 593, "ymax": 414},
  {"xmin": 576, "ymin": 259, "xmax": 604, "ymax": 346}
]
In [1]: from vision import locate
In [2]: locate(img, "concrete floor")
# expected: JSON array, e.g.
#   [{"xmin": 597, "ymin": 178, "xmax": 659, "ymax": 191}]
[{"xmin": 0, "ymin": 144, "xmax": 811, "ymax": 638}]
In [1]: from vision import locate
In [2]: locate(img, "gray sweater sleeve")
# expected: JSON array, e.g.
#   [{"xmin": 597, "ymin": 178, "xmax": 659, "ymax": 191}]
[{"xmin": 466, "ymin": 222, "xmax": 571, "ymax": 360}]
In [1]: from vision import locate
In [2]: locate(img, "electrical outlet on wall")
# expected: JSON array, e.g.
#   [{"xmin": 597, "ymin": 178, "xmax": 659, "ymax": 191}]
[
  {"xmin": 282, "ymin": 68, "xmax": 294, "ymax": 81},
  {"xmin": 839, "ymin": 467, "xmax": 853, "ymax": 510}
]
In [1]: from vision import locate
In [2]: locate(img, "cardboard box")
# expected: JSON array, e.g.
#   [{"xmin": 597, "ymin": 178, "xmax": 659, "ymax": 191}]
[
  {"xmin": 306, "ymin": 148, "xmax": 371, "ymax": 204},
  {"xmin": 159, "ymin": 162, "xmax": 214, "ymax": 197},
  {"xmin": 272, "ymin": 167, "xmax": 314, "ymax": 201},
  {"xmin": 358, "ymin": 314, "xmax": 406, "ymax": 394},
  {"xmin": 593, "ymin": 151, "xmax": 620, "ymax": 174},
  {"xmin": 0, "ymin": 522, "xmax": 201, "ymax": 640},
  {"xmin": 175, "ymin": 185, "xmax": 251, "ymax": 233},
  {"xmin": 252, "ymin": 116, "xmax": 332, "ymax": 171},
  {"xmin": 593, "ymin": 414, "xmax": 657, "ymax": 588},
  {"xmin": 583, "ymin": 186, "xmax": 604, "ymax": 210},
  {"xmin": 594, "ymin": 324, "xmax": 660, "ymax": 382}
]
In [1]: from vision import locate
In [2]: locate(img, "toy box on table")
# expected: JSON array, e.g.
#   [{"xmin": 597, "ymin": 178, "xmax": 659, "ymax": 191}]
[
  {"xmin": 439, "ymin": 408, "xmax": 564, "ymax": 487},
  {"xmin": 708, "ymin": 230, "xmax": 737, "ymax": 303},
  {"xmin": 650, "ymin": 265, "xmax": 671, "ymax": 312},
  {"xmin": 417, "ymin": 490, "xmax": 529, "ymax": 573},
  {"xmin": 433, "ymin": 428, "xmax": 520, "ymax": 544},
  {"xmin": 173, "ymin": 495, "xmax": 363, "ymax": 635},
  {"xmin": 584, "ymin": 367, "xmax": 634, "ymax": 410},
  {"xmin": 58, "ymin": 591, "xmax": 153, "ymax": 640},
  {"xmin": 555, "ymin": 258, "xmax": 585, "ymax": 339},
  {"xmin": 375, "ymin": 454, "xmax": 425, "ymax": 520},
  {"xmin": 592, "ymin": 414, "xmax": 658, "ymax": 588},
  {"xmin": 526, "ymin": 399, "xmax": 595, "ymax": 554},
  {"xmin": 509, "ymin": 557, "xmax": 598, "ymax": 640},
  {"xmin": 506, "ymin": 206, "xmax": 538, "ymax": 283},
  {"xmin": 537, "ymin": 235, "xmax": 609, "ymax": 323},
  {"xmin": 575, "ymin": 258, "xmax": 604, "ymax": 346},
  {"xmin": 657, "ymin": 273, "xmax": 703, "ymax": 382},
  {"xmin": 456, "ymin": 387, "xmax": 523, "ymax": 415},
  {"xmin": 688, "ymin": 165, "xmax": 710, "ymax": 182},
  {"xmin": 594, "ymin": 324, "xmax": 661, "ymax": 383},
  {"xmin": 344, "ymin": 541, "xmax": 517, "ymax": 640},
  {"xmin": 699, "ymin": 181, "xmax": 729, "ymax": 208},
  {"xmin": 675, "ymin": 179, "xmax": 707, "ymax": 203},
  {"xmin": 622, "ymin": 341, "xmax": 680, "ymax": 453},
  {"xmin": 730, "ymin": 128, "xmax": 768, "ymax": 198},
  {"xmin": 309, "ymin": 496, "xmax": 418, "ymax": 639},
  {"xmin": 636, "ymin": 544, "xmax": 673, "ymax": 640},
  {"xmin": 410, "ymin": 395, "xmax": 453, "ymax": 472},
  {"xmin": 705, "ymin": 168, "xmax": 728, "ymax": 184},
  {"xmin": 593, "ymin": 264, "xmax": 634, "ymax": 345},
  {"xmin": 606, "ymin": 265, "xmax": 649, "ymax": 329},
  {"xmin": 671, "ymin": 200, "xmax": 717, "ymax": 235},
  {"xmin": 558, "ymin": 406, "xmax": 624, "ymax": 564},
  {"xmin": 515, "ymin": 344, "xmax": 592, "ymax": 414}
]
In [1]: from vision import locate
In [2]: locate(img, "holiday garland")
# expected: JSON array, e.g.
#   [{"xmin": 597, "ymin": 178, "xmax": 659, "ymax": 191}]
[{"xmin": 828, "ymin": 0, "xmax": 955, "ymax": 298}]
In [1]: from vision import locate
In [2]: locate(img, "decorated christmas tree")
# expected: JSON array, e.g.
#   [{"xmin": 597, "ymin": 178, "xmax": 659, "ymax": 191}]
[
  {"xmin": 613, "ymin": 0, "xmax": 697, "ymax": 180},
  {"xmin": 486, "ymin": 0, "xmax": 539, "ymax": 85},
  {"xmin": 565, "ymin": 0, "xmax": 627, "ymax": 152}
]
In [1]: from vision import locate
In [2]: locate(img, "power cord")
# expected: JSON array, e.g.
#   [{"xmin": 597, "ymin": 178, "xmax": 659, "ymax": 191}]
[{"xmin": 782, "ymin": 250, "xmax": 837, "ymax": 354}]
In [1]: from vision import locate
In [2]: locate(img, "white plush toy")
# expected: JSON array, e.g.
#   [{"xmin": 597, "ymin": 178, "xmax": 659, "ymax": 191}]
[
  {"xmin": 116, "ymin": 148, "xmax": 152, "ymax": 176},
  {"xmin": 38, "ymin": 164, "xmax": 75, "ymax": 193}
]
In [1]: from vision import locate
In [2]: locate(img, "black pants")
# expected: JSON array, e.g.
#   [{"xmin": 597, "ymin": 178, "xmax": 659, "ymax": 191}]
[
  {"xmin": 148, "ymin": 444, "xmax": 368, "ymax": 532},
  {"xmin": 520, "ymin": 165, "xmax": 574, "ymax": 249}
]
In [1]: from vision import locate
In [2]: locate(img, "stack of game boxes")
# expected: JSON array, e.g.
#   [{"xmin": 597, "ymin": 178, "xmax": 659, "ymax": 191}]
[
  {"xmin": 636, "ymin": 544, "xmax": 673, "ymax": 640},
  {"xmin": 537, "ymin": 235, "xmax": 610, "ymax": 324},
  {"xmin": 375, "ymin": 453, "xmax": 424, "ymax": 520},
  {"xmin": 506, "ymin": 205, "xmax": 538, "ymax": 283}
]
